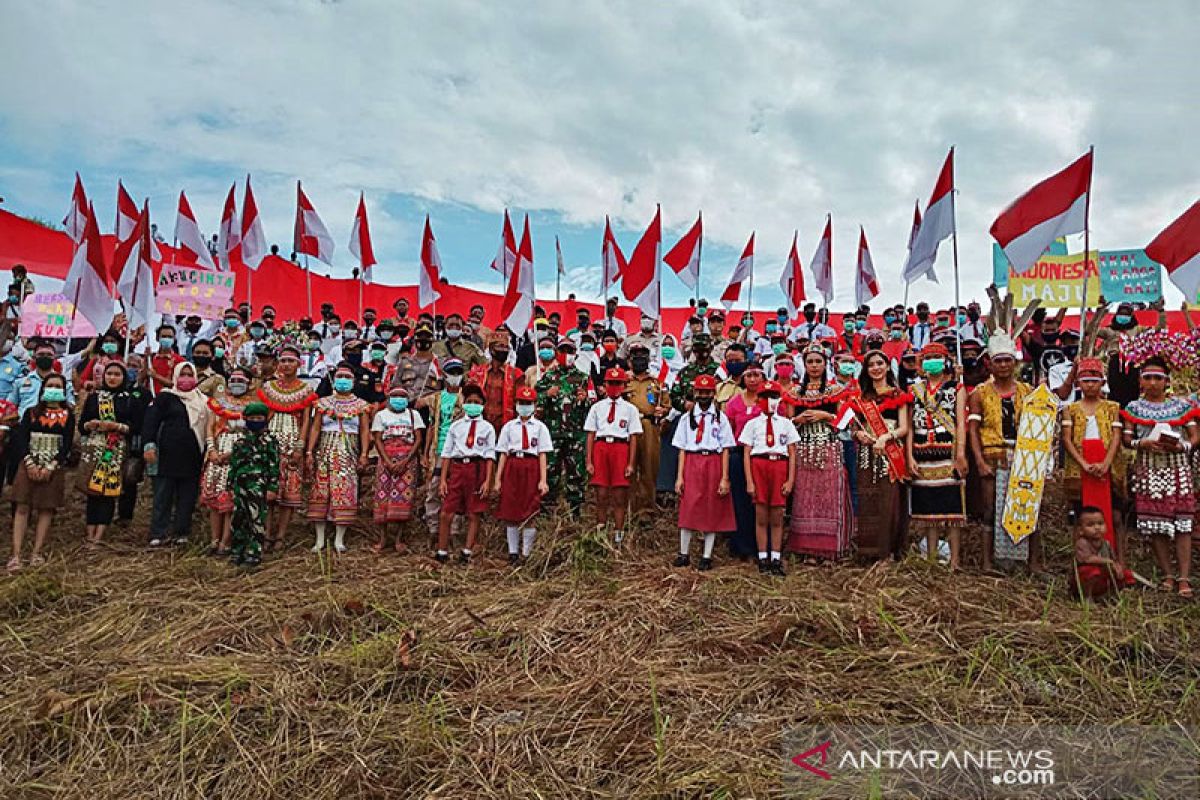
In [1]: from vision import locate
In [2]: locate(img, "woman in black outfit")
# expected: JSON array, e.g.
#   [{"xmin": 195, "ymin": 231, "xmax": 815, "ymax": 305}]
[
  {"xmin": 77, "ymin": 361, "xmax": 136, "ymax": 547},
  {"xmin": 117, "ymin": 354, "xmax": 152, "ymax": 523},
  {"xmin": 142, "ymin": 362, "xmax": 210, "ymax": 546}
]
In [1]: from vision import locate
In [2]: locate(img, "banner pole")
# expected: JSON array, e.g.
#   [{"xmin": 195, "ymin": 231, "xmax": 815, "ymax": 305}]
[
  {"xmin": 1079, "ymin": 145, "xmax": 1095, "ymax": 338},
  {"xmin": 304, "ymin": 254, "xmax": 313, "ymax": 319}
]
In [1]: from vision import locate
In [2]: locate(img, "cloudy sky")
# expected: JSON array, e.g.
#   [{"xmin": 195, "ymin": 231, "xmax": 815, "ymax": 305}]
[{"xmin": 1, "ymin": 0, "xmax": 1196, "ymax": 312}]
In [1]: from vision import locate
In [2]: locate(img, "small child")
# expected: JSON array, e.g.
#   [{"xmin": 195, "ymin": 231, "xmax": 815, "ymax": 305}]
[
  {"xmin": 493, "ymin": 385, "xmax": 553, "ymax": 564},
  {"xmin": 436, "ymin": 383, "xmax": 496, "ymax": 564},
  {"xmin": 672, "ymin": 373, "xmax": 736, "ymax": 571},
  {"xmin": 1073, "ymin": 505, "xmax": 1135, "ymax": 600},
  {"xmin": 738, "ymin": 380, "xmax": 798, "ymax": 576},
  {"xmin": 584, "ymin": 367, "xmax": 644, "ymax": 542},
  {"xmin": 227, "ymin": 402, "xmax": 279, "ymax": 568}
]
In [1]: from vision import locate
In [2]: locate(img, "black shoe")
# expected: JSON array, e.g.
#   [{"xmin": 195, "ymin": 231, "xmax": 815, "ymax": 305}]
[
  {"xmin": 228, "ymin": 550, "xmax": 243, "ymax": 565},
  {"xmin": 698, "ymin": 557, "xmax": 713, "ymax": 572},
  {"xmin": 435, "ymin": 552, "xmax": 449, "ymax": 564},
  {"xmin": 757, "ymin": 558, "xmax": 769, "ymax": 574},
  {"xmin": 242, "ymin": 554, "xmax": 261, "ymax": 569},
  {"xmin": 770, "ymin": 559, "xmax": 787, "ymax": 577},
  {"xmin": 507, "ymin": 553, "xmax": 520, "ymax": 566},
  {"xmin": 672, "ymin": 554, "xmax": 691, "ymax": 568},
  {"xmin": 458, "ymin": 551, "xmax": 471, "ymax": 565}
]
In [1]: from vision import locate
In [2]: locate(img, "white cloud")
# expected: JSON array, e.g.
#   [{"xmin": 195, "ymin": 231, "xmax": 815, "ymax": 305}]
[{"xmin": 1, "ymin": 0, "xmax": 1197, "ymax": 310}]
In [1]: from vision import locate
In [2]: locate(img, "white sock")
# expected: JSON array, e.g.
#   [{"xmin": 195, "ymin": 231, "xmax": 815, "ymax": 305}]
[
  {"xmin": 614, "ymin": 529, "xmax": 624, "ymax": 544},
  {"xmin": 702, "ymin": 533, "xmax": 716, "ymax": 558},
  {"xmin": 506, "ymin": 525, "xmax": 520, "ymax": 555},
  {"xmin": 462, "ymin": 548, "xmax": 473, "ymax": 556},
  {"xmin": 313, "ymin": 521, "xmax": 327, "ymax": 549},
  {"xmin": 437, "ymin": 549, "xmax": 449, "ymax": 557},
  {"xmin": 679, "ymin": 528, "xmax": 693, "ymax": 555},
  {"xmin": 758, "ymin": 551, "xmax": 768, "ymax": 561},
  {"xmin": 334, "ymin": 525, "xmax": 347, "ymax": 549},
  {"xmin": 521, "ymin": 528, "xmax": 536, "ymax": 556},
  {"xmin": 770, "ymin": 550, "xmax": 781, "ymax": 561}
]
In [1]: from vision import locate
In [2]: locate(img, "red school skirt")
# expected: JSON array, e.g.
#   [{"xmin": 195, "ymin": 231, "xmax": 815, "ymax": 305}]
[
  {"xmin": 591, "ymin": 438, "xmax": 631, "ymax": 488},
  {"xmin": 443, "ymin": 458, "xmax": 490, "ymax": 515},
  {"xmin": 678, "ymin": 452, "xmax": 735, "ymax": 532},
  {"xmin": 496, "ymin": 455, "xmax": 542, "ymax": 523},
  {"xmin": 750, "ymin": 455, "xmax": 789, "ymax": 508}
]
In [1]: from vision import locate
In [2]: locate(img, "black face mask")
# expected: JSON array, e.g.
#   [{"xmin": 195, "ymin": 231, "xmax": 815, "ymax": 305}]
[
  {"xmin": 967, "ymin": 309, "xmax": 980, "ymax": 321},
  {"xmin": 415, "ymin": 339, "xmax": 433, "ymax": 351},
  {"xmin": 962, "ymin": 357, "xmax": 979, "ymax": 370},
  {"xmin": 803, "ymin": 310, "xmax": 815, "ymax": 322},
  {"xmin": 35, "ymin": 355, "xmax": 54, "ymax": 371},
  {"xmin": 693, "ymin": 348, "xmax": 710, "ymax": 361},
  {"xmin": 1043, "ymin": 332, "xmax": 1059, "ymax": 343},
  {"xmin": 192, "ymin": 355, "xmax": 212, "ymax": 369},
  {"xmin": 491, "ymin": 350, "xmax": 510, "ymax": 363},
  {"xmin": 917, "ymin": 311, "xmax": 929, "ymax": 321},
  {"xmin": 631, "ymin": 356, "xmax": 650, "ymax": 373},
  {"xmin": 299, "ymin": 321, "xmax": 313, "ymax": 332},
  {"xmin": 185, "ymin": 323, "xmax": 201, "ymax": 333},
  {"xmin": 345, "ymin": 352, "xmax": 363, "ymax": 368}
]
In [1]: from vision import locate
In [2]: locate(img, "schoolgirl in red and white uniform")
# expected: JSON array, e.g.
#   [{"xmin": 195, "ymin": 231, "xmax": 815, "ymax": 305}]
[
  {"xmin": 584, "ymin": 367, "xmax": 644, "ymax": 540},
  {"xmin": 672, "ymin": 373, "xmax": 736, "ymax": 571},
  {"xmin": 737, "ymin": 380, "xmax": 798, "ymax": 576},
  {"xmin": 493, "ymin": 385, "xmax": 553, "ymax": 564}
]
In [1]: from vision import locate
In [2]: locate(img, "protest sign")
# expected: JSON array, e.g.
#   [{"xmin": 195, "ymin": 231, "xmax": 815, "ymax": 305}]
[
  {"xmin": 156, "ymin": 265, "xmax": 235, "ymax": 319},
  {"xmin": 1008, "ymin": 251, "xmax": 1102, "ymax": 307},
  {"xmin": 19, "ymin": 293, "xmax": 98, "ymax": 337},
  {"xmin": 1096, "ymin": 249, "xmax": 1162, "ymax": 305}
]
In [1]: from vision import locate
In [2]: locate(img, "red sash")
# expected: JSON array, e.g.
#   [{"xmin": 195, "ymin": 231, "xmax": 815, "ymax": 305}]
[
  {"xmin": 853, "ymin": 397, "xmax": 907, "ymax": 481},
  {"xmin": 1080, "ymin": 437, "xmax": 1116, "ymax": 550}
]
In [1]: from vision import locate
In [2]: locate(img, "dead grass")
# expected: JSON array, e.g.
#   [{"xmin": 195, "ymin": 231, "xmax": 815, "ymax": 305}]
[{"xmin": 0, "ymin": 487, "xmax": 1197, "ymax": 798}]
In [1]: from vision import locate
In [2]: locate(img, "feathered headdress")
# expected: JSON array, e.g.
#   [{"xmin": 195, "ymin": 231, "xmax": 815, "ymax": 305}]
[{"xmin": 983, "ymin": 286, "xmax": 1041, "ymax": 360}]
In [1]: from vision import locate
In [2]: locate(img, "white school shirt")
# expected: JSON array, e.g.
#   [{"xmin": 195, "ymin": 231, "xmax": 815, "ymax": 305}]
[
  {"xmin": 439, "ymin": 415, "xmax": 497, "ymax": 460},
  {"xmin": 737, "ymin": 413, "xmax": 799, "ymax": 456},
  {"xmin": 371, "ymin": 407, "xmax": 426, "ymax": 442},
  {"xmin": 583, "ymin": 397, "xmax": 645, "ymax": 439},
  {"xmin": 672, "ymin": 407, "xmax": 736, "ymax": 452},
  {"xmin": 497, "ymin": 417, "xmax": 554, "ymax": 456}
]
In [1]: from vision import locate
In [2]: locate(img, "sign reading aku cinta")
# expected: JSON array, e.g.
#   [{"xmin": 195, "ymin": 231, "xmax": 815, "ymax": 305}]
[{"xmin": 156, "ymin": 265, "xmax": 236, "ymax": 319}]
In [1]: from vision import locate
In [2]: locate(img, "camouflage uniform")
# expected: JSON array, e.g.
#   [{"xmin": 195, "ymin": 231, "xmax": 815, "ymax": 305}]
[{"xmin": 535, "ymin": 364, "xmax": 591, "ymax": 511}]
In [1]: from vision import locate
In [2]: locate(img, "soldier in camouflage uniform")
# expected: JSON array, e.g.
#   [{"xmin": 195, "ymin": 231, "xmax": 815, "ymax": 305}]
[
  {"xmin": 227, "ymin": 402, "xmax": 280, "ymax": 568},
  {"xmin": 535, "ymin": 339, "xmax": 592, "ymax": 513},
  {"xmin": 670, "ymin": 333, "xmax": 721, "ymax": 413}
]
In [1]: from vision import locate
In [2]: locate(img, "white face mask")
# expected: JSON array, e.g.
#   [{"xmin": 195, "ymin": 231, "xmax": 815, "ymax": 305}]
[
  {"xmin": 563, "ymin": 354, "xmax": 577, "ymax": 367},
  {"xmin": 445, "ymin": 328, "xmax": 463, "ymax": 340},
  {"xmin": 640, "ymin": 319, "xmax": 654, "ymax": 333},
  {"xmin": 766, "ymin": 397, "xmax": 781, "ymax": 414},
  {"xmin": 445, "ymin": 374, "xmax": 463, "ymax": 387},
  {"xmin": 328, "ymin": 325, "xmax": 341, "ymax": 336},
  {"xmin": 516, "ymin": 402, "xmax": 535, "ymax": 418}
]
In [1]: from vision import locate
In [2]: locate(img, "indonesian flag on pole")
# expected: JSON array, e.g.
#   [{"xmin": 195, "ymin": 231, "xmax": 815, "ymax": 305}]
[
  {"xmin": 719, "ymin": 233, "xmax": 755, "ymax": 310},
  {"xmin": 174, "ymin": 191, "xmax": 217, "ymax": 269},
  {"xmin": 348, "ymin": 192, "xmax": 377, "ymax": 283},
  {"xmin": 489, "ymin": 209, "xmax": 518, "ymax": 279},
  {"xmin": 62, "ymin": 203, "xmax": 114, "ymax": 332},
  {"xmin": 601, "ymin": 215, "xmax": 627, "ymax": 294},
  {"xmin": 217, "ymin": 183, "xmax": 241, "ymax": 272},
  {"xmin": 664, "ymin": 212, "xmax": 702, "ymax": 289},
  {"xmin": 1146, "ymin": 200, "xmax": 1200, "ymax": 301},
  {"xmin": 418, "ymin": 215, "xmax": 443, "ymax": 309},
  {"xmin": 779, "ymin": 230, "xmax": 805, "ymax": 317},
  {"xmin": 502, "ymin": 215, "xmax": 536, "ymax": 334},
  {"xmin": 293, "ymin": 181, "xmax": 335, "ymax": 265},
  {"xmin": 855, "ymin": 226, "xmax": 880, "ymax": 307},
  {"xmin": 990, "ymin": 150, "xmax": 1093, "ymax": 274},
  {"xmin": 117, "ymin": 183, "xmax": 161, "ymax": 263},
  {"xmin": 811, "ymin": 215, "xmax": 834, "ymax": 304},
  {"xmin": 903, "ymin": 148, "xmax": 955, "ymax": 284},
  {"xmin": 905, "ymin": 199, "xmax": 937, "ymax": 283},
  {"xmin": 556, "ymin": 235, "xmax": 565, "ymax": 276},
  {"xmin": 62, "ymin": 172, "xmax": 89, "ymax": 246},
  {"xmin": 113, "ymin": 200, "xmax": 156, "ymax": 327},
  {"xmin": 622, "ymin": 206, "xmax": 662, "ymax": 320},
  {"xmin": 240, "ymin": 175, "xmax": 268, "ymax": 270}
]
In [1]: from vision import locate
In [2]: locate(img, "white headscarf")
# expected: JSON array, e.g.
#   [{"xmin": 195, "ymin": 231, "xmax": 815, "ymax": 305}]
[{"xmin": 163, "ymin": 361, "xmax": 210, "ymax": 451}]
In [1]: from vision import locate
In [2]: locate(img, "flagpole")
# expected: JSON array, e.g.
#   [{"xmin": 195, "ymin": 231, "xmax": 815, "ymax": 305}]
[
  {"xmin": 1079, "ymin": 145, "xmax": 1095, "ymax": 338},
  {"xmin": 821, "ymin": 213, "xmax": 831, "ymax": 319},
  {"xmin": 304, "ymin": 254, "xmax": 313, "ymax": 319},
  {"xmin": 555, "ymin": 235, "xmax": 562, "ymax": 303},
  {"xmin": 358, "ymin": 269, "xmax": 364, "ymax": 324},
  {"xmin": 696, "ymin": 212, "xmax": 703, "ymax": 306},
  {"xmin": 950, "ymin": 186, "xmax": 963, "ymax": 370}
]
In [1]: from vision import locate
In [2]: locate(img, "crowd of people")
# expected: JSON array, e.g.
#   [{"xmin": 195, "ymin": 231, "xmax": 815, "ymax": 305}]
[{"xmin": 0, "ymin": 282, "xmax": 1196, "ymax": 601}]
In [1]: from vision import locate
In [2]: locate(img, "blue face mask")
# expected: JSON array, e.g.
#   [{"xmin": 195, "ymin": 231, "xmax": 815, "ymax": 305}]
[
  {"xmin": 333, "ymin": 377, "xmax": 354, "ymax": 393},
  {"xmin": 957, "ymin": 313, "xmax": 967, "ymax": 325},
  {"xmin": 776, "ymin": 314, "xmax": 788, "ymax": 323},
  {"xmin": 855, "ymin": 320, "xmax": 866, "ymax": 330},
  {"xmin": 101, "ymin": 342, "xmax": 119, "ymax": 355},
  {"xmin": 42, "ymin": 387, "xmax": 66, "ymax": 403},
  {"xmin": 726, "ymin": 360, "xmax": 747, "ymax": 377},
  {"xmin": 765, "ymin": 323, "xmax": 778, "ymax": 333},
  {"xmin": 1114, "ymin": 314, "xmax": 1133, "ymax": 325},
  {"xmin": 581, "ymin": 343, "xmax": 596, "ymax": 352},
  {"xmin": 538, "ymin": 348, "xmax": 555, "ymax": 361},
  {"xmin": 883, "ymin": 315, "xmax": 895, "ymax": 325},
  {"xmin": 389, "ymin": 397, "xmax": 409, "ymax": 412},
  {"xmin": 159, "ymin": 337, "xmax": 175, "ymax": 350},
  {"xmin": 126, "ymin": 368, "xmax": 140, "ymax": 383},
  {"xmin": 224, "ymin": 318, "xmax": 239, "ymax": 329},
  {"xmin": 462, "ymin": 402, "xmax": 484, "ymax": 418}
]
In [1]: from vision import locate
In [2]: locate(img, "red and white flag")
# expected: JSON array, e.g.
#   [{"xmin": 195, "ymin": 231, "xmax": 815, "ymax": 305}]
[
  {"xmin": 990, "ymin": 150, "xmax": 1093, "ymax": 274},
  {"xmin": 502, "ymin": 215, "xmax": 536, "ymax": 333},
  {"xmin": 664, "ymin": 211, "xmax": 702, "ymax": 289},
  {"xmin": 217, "ymin": 183, "xmax": 241, "ymax": 272},
  {"xmin": 173, "ymin": 190, "xmax": 217, "ymax": 269},
  {"xmin": 719, "ymin": 232, "xmax": 755, "ymax": 310},
  {"xmin": 622, "ymin": 206, "xmax": 662, "ymax": 320},
  {"xmin": 489, "ymin": 209, "xmax": 518, "ymax": 279},
  {"xmin": 348, "ymin": 192, "xmax": 377, "ymax": 283},
  {"xmin": 113, "ymin": 200, "xmax": 156, "ymax": 327},
  {"xmin": 905, "ymin": 199, "xmax": 936, "ymax": 283},
  {"xmin": 903, "ymin": 148, "xmax": 955, "ymax": 284},
  {"xmin": 240, "ymin": 175, "xmax": 268, "ymax": 270},
  {"xmin": 779, "ymin": 230, "xmax": 805, "ymax": 317},
  {"xmin": 811, "ymin": 215, "xmax": 834, "ymax": 304},
  {"xmin": 62, "ymin": 203, "xmax": 113, "ymax": 332},
  {"xmin": 418, "ymin": 215, "xmax": 443, "ymax": 309},
  {"xmin": 1146, "ymin": 200, "xmax": 1200, "ymax": 301},
  {"xmin": 62, "ymin": 172, "xmax": 89, "ymax": 245},
  {"xmin": 855, "ymin": 226, "xmax": 880, "ymax": 307},
  {"xmin": 293, "ymin": 181, "xmax": 335, "ymax": 265},
  {"xmin": 115, "ymin": 181, "xmax": 162, "ymax": 263},
  {"xmin": 601, "ymin": 215, "xmax": 627, "ymax": 295}
]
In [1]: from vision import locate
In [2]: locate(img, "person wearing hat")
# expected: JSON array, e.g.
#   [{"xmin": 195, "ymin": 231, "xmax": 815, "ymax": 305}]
[
  {"xmin": 958, "ymin": 338, "xmax": 989, "ymax": 389},
  {"xmin": 619, "ymin": 313, "xmax": 663, "ymax": 361},
  {"xmin": 968, "ymin": 332, "xmax": 1037, "ymax": 572},
  {"xmin": 258, "ymin": 344, "xmax": 317, "ymax": 552},
  {"xmin": 565, "ymin": 307, "xmax": 592, "ymax": 345},
  {"xmin": 1061, "ymin": 357, "xmax": 1124, "ymax": 559},
  {"xmin": 419, "ymin": 356, "xmax": 467, "ymax": 542},
  {"xmin": 391, "ymin": 297, "xmax": 416, "ymax": 334},
  {"xmin": 305, "ymin": 365, "xmax": 373, "ymax": 554},
  {"xmin": 492, "ymin": 384, "xmax": 553, "ymax": 565},
  {"xmin": 670, "ymin": 332, "xmax": 720, "ymax": 415},
  {"xmin": 672, "ymin": 373, "xmax": 736, "ymax": 571},
  {"xmin": 225, "ymin": 401, "xmax": 279, "ymax": 568},
  {"xmin": 584, "ymin": 367, "xmax": 644, "ymax": 541},
  {"xmin": 435, "ymin": 382, "xmax": 496, "ymax": 564},
  {"xmin": 467, "ymin": 330, "xmax": 524, "ymax": 433},
  {"xmin": 533, "ymin": 338, "xmax": 591, "ymax": 513},
  {"xmin": 390, "ymin": 322, "xmax": 441, "ymax": 400},
  {"xmin": 433, "ymin": 313, "xmax": 485, "ymax": 371},
  {"xmin": 737, "ymin": 379, "xmax": 797, "ymax": 576},
  {"xmin": 370, "ymin": 386, "xmax": 426, "ymax": 554},
  {"xmin": 600, "ymin": 296, "xmax": 628, "ymax": 339},
  {"xmin": 591, "ymin": 330, "xmax": 628, "ymax": 387},
  {"xmin": 515, "ymin": 317, "xmax": 552, "ymax": 371},
  {"xmin": 625, "ymin": 343, "xmax": 670, "ymax": 515}
]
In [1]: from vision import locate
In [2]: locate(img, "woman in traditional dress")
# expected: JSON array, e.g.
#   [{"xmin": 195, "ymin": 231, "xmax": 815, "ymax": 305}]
[
  {"xmin": 258, "ymin": 345, "xmax": 316, "ymax": 552},
  {"xmin": 143, "ymin": 362, "xmax": 211, "ymax": 547},
  {"xmin": 1120, "ymin": 355, "xmax": 1197, "ymax": 597},
  {"xmin": 371, "ymin": 386, "xmax": 426, "ymax": 553},
  {"xmin": 7, "ymin": 374, "xmax": 74, "ymax": 572},
  {"xmin": 851, "ymin": 350, "xmax": 911, "ymax": 560},
  {"xmin": 200, "ymin": 366, "xmax": 254, "ymax": 555},
  {"xmin": 785, "ymin": 345, "xmax": 855, "ymax": 561},
  {"xmin": 305, "ymin": 365, "xmax": 372, "ymax": 553},
  {"xmin": 1061, "ymin": 357, "xmax": 1125, "ymax": 561},
  {"xmin": 77, "ymin": 362, "xmax": 135, "ymax": 548},
  {"xmin": 906, "ymin": 343, "xmax": 968, "ymax": 569},
  {"xmin": 722, "ymin": 364, "xmax": 764, "ymax": 559}
]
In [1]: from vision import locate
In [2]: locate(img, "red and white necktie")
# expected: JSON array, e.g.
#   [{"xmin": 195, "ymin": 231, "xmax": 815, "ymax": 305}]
[
  {"xmin": 520, "ymin": 421, "xmax": 529, "ymax": 450},
  {"xmin": 765, "ymin": 414, "xmax": 775, "ymax": 448},
  {"xmin": 694, "ymin": 411, "xmax": 706, "ymax": 445},
  {"xmin": 607, "ymin": 398, "xmax": 617, "ymax": 424},
  {"xmin": 466, "ymin": 420, "xmax": 477, "ymax": 449}
]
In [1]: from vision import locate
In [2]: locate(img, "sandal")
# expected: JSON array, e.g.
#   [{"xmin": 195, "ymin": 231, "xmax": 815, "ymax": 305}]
[
  {"xmin": 370, "ymin": 541, "xmax": 386, "ymax": 555},
  {"xmin": 6, "ymin": 557, "xmax": 21, "ymax": 573},
  {"xmin": 393, "ymin": 541, "xmax": 408, "ymax": 555},
  {"xmin": 29, "ymin": 555, "xmax": 45, "ymax": 567},
  {"xmin": 1178, "ymin": 579, "xmax": 1194, "ymax": 600},
  {"xmin": 1159, "ymin": 576, "xmax": 1177, "ymax": 593}
]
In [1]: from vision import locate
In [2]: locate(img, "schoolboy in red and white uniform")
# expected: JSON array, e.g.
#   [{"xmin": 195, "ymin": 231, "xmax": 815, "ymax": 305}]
[
  {"xmin": 584, "ymin": 367, "xmax": 643, "ymax": 541},
  {"xmin": 672, "ymin": 373, "xmax": 736, "ymax": 571},
  {"xmin": 437, "ymin": 383, "xmax": 496, "ymax": 564},
  {"xmin": 493, "ymin": 385, "xmax": 553, "ymax": 565},
  {"xmin": 737, "ymin": 379, "xmax": 798, "ymax": 576}
]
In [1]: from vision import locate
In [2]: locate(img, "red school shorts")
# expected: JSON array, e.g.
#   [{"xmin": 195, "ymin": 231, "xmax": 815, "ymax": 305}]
[
  {"xmin": 591, "ymin": 438, "xmax": 631, "ymax": 488},
  {"xmin": 750, "ymin": 456, "xmax": 789, "ymax": 508},
  {"xmin": 443, "ymin": 458, "xmax": 490, "ymax": 515}
]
